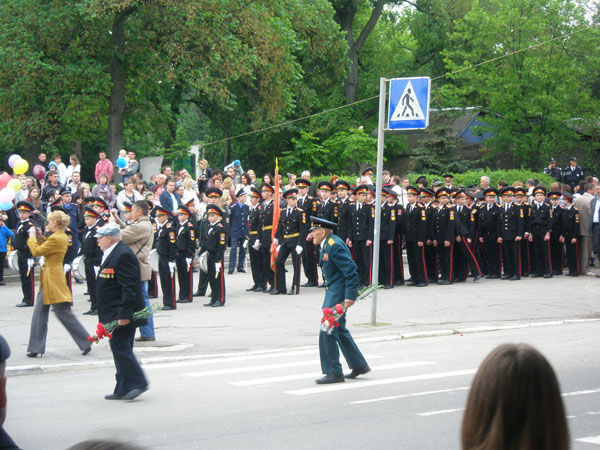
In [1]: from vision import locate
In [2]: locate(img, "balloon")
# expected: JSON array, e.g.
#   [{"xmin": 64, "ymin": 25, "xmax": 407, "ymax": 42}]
[
  {"xmin": 33, "ymin": 164, "xmax": 46, "ymax": 180},
  {"xmin": 0, "ymin": 202, "xmax": 13, "ymax": 211},
  {"xmin": 116, "ymin": 157, "xmax": 128, "ymax": 169},
  {"xmin": 13, "ymin": 159, "xmax": 29, "ymax": 175},
  {"xmin": 7, "ymin": 179, "xmax": 21, "ymax": 192},
  {"xmin": 0, "ymin": 187, "xmax": 15, "ymax": 203},
  {"xmin": 0, "ymin": 173, "xmax": 11, "ymax": 189},
  {"xmin": 8, "ymin": 154, "xmax": 21, "ymax": 168}
]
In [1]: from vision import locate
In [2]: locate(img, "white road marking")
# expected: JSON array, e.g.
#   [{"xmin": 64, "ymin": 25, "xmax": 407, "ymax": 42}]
[
  {"xmin": 417, "ymin": 408, "xmax": 464, "ymax": 417},
  {"xmin": 134, "ymin": 343, "xmax": 194, "ymax": 353},
  {"xmin": 562, "ymin": 388, "xmax": 600, "ymax": 397},
  {"xmin": 576, "ymin": 435, "xmax": 600, "ymax": 445},
  {"xmin": 231, "ymin": 361, "xmax": 436, "ymax": 386},
  {"xmin": 350, "ymin": 386, "xmax": 469, "ymax": 405},
  {"xmin": 182, "ymin": 355, "xmax": 381, "ymax": 377},
  {"xmin": 285, "ymin": 368, "xmax": 477, "ymax": 396}
]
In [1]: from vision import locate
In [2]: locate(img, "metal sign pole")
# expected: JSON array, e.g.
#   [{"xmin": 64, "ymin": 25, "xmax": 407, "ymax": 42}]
[{"xmin": 370, "ymin": 77, "xmax": 387, "ymax": 327}]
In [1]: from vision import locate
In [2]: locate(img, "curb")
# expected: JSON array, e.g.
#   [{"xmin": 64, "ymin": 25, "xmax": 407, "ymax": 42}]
[{"xmin": 7, "ymin": 317, "xmax": 600, "ymax": 377}]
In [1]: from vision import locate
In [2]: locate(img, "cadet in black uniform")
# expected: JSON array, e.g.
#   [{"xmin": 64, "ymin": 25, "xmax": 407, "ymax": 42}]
[
  {"xmin": 194, "ymin": 188, "xmax": 222, "ymax": 297},
  {"xmin": 497, "ymin": 187, "xmax": 524, "ymax": 280},
  {"xmin": 432, "ymin": 188, "xmax": 456, "ymax": 285},
  {"xmin": 175, "ymin": 206, "xmax": 196, "ymax": 303},
  {"xmin": 80, "ymin": 207, "xmax": 103, "ymax": 315},
  {"xmin": 273, "ymin": 189, "xmax": 308, "ymax": 295},
  {"xmin": 514, "ymin": 187, "xmax": 532, "ymax": 276},
  {"xmin": 386, "ymin": 188, "xmax": 405, "ymax": 286},
  {"xmin": 316, "ymin": 181, "xmax": 339, "ymax": 223},
  {"xmin": 148, "ymin": 200, "xmax": 159, "ymax": 298},
  {"xmin": 86, "ymin": 197, "xmax": 109, "ymax": 227},
  {"xmin": 200, "ymin": 205, "xmax": 227, "ymax": 307},
  {"xmin": 529, "ymin": 186, "xmax": 553, "ymax": 278},
  {"xmin": 246, "ymin": 187, "xmax": 265, "ymax": 292},
  {"xmin": 348, "ymin": 185, "xmax": 374, "ymax": 288},
  {"xmin": 378, "ymin": 187, "xmax": 397, "ymax": 288},
  {"xmin": 14, "ymin": 202, "xmax": 36, "ymax": 307},
  {"xmin": 335, "ymin": 180, "xmax": 352, "ymax": 244},
  {"xmin": 421, "ymin": 189, "xmax": 438, "ymax": 283},
  {"xmin": 453, "ymin": 190, "xmax": 482, "ymax": 282},
  {"xmin": 405, "ymin": 186, "xmax": 428, "ymax": 286},
  {"xmin": 258, "ymin": 184, "xmax": 276, "ymax": 292},
  {"xmin": 548, "ymin": 191, "xmax": 564, "ymax": 275},
  {"xmin": 479, "ymin": 188, "xmax": 501, "ymax": 279},
  {"xmin": 561, "ymin": 192, "xmax": 580, "ymax": 276},
  {"xmin": 154, "ymin": 205, "xmax": 177, "ymax": 310},
  {"xmin": 296, "ymin": 179, "xmax": 319, "ymax": 287}
]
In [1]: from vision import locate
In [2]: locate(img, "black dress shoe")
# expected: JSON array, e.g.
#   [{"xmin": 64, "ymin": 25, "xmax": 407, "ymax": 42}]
[
  {"xmin": 75, "ymin": 279, "xmax": 84, "ymax": 284},
  {"xmin": 26, "ymin": 352, "xmax": 40, "ymax": 358},
  {"xmin": 531, "ymin": 274, "xmax": 542, "ymax": 278},
  {"xmin": 553, "ymin": 271, "xmax": 562, "ymax": 276},
  {"xmin": 315, "ymin": 374, "xmax": 345, "ymax": 384},
  {"xmin": 83, "ymin": 309, "xmax": 98, "ymax": 315},
  {"xmin": 161, "ymin": 306, "xmax": 175, "ymax": 311},
  {"xmin": 203, "ymin": 302, "xmax": 216, "ymax": 307},
  {"xmin": 264, "ymin": 287, "xmax": 274, "ymax": 293},
  {"xmin": 237, "ymin": 269, "xmax": 246, "ymax": 273},
  {"xmin": 123, "ymin": 386, "xmax": 148, "ymax": 400},
  {"xmin": 176, "ymin": 299, "xmax": 192, "ymax": 303},
  {"xmin": 287, "ymin": 291, "xmax": 296, "ymax": 295},
  {"xmin": 246, "ymin": 286, "xmax": 257, "ymax": 292},
  {"xmin": 501, "ymin": 275, "xmax": 511, "ymax": 280},
  {"xmin": 211, "ymin": 302, "xmax": 224, "ymax": 307},
  {"xmin": 522, "ymin": 272, "xmax": 530, "ymax": 277},
  {"xmin": 193, "ymin": 291, "xmax": 205, "ymax": 297},
  {"xmin": 301, "ymin": 282, "xmax": 316, "ymax": 287},
  {"xmin": 543, "ymin": 273, "xmax": 552, "ymax": 278},
  {"xmin": 486, "ymin": 274, "xmax": 499, "ymax": 279},
  {"xmin": 16, "ymin": 302, "xmax": 33, "ymax": 307},
  {"xmin": 416, "ymin": 283, "xmax": 427, "ymax": 287},
  {"xmin": 509, "ymin": 275, "xmax": 520, "ymax": 281},
  {"xmin": 270, "ymin": 290, "xmax": 285, "ymax": 295},
  {"xmin": 254, "ymin": 287, "xmax": 265, "ymax": 292},
  {"xmin": 82, "ymin": 347, "xmax": 92, "ymax": 356},
  {"xmin": 473, "ymin": 274, "xmax": 482, "ymax": 282},
  {"xmin": 104, "ymin": 393, "xmax": 123, "ymax": 400},
  {"xmin": 395, "ymin": 281, "xmax": 404, "ymax": 286},
  {"xmin": 438, "ymin": 280, "xmax": 451, "ymax": 285},
  {"xmin": 228, "ymin": 270, "xmax": 234, "ymax": 275},
  {"xmin": 407, "ymin": 282, "xmax": 417, "ymax": 286},
  {"xmin": 383, "ymin": 285, "xmax": 393, "ymax": 289},
  {"xmin": 345, "ymin": 365, "xmax": 371, "ymax": 379}
]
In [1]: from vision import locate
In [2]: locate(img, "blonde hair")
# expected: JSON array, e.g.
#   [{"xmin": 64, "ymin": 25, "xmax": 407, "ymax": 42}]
[
  {"xmin": 222, "ymin": 177, "xmax": 233, "ymax": 189},
  {"xmin": 119, "ymin": 149, "xmax": 127, "ymax": 157},
  {"xmin": 198, "ymin": 159, "xmax": 209, "ymax": 169},
  {"xmin": 47, "ymin": 211, "xmax": 71, "ymax": 229},
  {"xmin": 183, "ymin": 177, "xmax": 194, "ymax": 190}
]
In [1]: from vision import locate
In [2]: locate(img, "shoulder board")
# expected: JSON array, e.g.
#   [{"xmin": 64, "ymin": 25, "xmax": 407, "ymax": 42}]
[
  {"xmin": 573, "ymin": 206, "xmax": 578, "ymax": 211},
  {"xmin": 471, "ymin": 208, "xmax": 477, "ymax": 213},
  {"xmin": 166, "ymin": 223, "xmax": 172, "ymax": 228},
  {"xmin": 187, "ymin": 222, "xmax": 194, "ymax": 227},
  {"xmin": 327, "ymin": 237, "xmax": 335, "ymax": 246}
]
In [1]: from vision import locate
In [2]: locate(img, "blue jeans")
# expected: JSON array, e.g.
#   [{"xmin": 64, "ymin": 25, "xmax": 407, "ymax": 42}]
[{"xmin": 139, "ymin": 281, "xmax": 155, "ymax": 338}]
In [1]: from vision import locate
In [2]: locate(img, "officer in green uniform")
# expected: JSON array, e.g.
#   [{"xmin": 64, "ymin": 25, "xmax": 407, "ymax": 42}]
[{"xmin": 310, "ymin": 217, "xmax": 370, "ymax": 385}]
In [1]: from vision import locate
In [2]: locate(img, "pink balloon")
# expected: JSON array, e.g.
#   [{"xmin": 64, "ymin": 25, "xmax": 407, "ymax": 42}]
[
  {"xmin": 32, "ymin": 165, "xmax": 46, "ymax": 180},
  {"xmin": 8, "ymin": 154, "xmax": 21, "ymax": 168},
  {"xmin": 0, "ymin": 187, "xmax": 15, "ymax": 203},
  {"xmin": 0, "ymin": 173, "xmax": 11, "ymax": 189}
]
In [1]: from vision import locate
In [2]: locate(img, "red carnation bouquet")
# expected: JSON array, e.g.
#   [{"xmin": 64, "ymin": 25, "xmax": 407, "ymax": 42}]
[
  {"xmin": 320, "ymin": 284, "xmax": 381, "ymax": 334},
  {"xmin": 88, "ymin": 304, "xmax": 162, "ymax": 343}
]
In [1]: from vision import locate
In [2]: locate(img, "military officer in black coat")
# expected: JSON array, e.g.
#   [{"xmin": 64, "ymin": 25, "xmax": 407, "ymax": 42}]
[
  {"xmin": 563, "ymin": 156, "xmax": 584, "ymax": 192},
  {"xmin": 561, "ymin": 192, "xmax": 580, "ymax": 276},
  {"xmin": 421, "ymin": 189, "xmax": 438, "ymax": 283},
  {"xmin": 548, "ymin": 191, "xmax": 564, "ymax": 275},
  {"xmin": 175, "ymin": 206, "xmax": 196, "ymax": 303},
  {"xmin": 529, "ymin": 186, "xmax": 553, "ymax": 278},
  {"xmin": 452, "ymin": 190, "xmax": 482, "ymax": 282},
  {"xmin": 246, "ymin": 187, "xmax": 265, "ymax": 292},
  {"xmin": 194, "ymin": 188, "xmax": 222, "ymax": 297},
  {"xmin": 257, "ymin": 184, "xmax": 276, "ymax": 292},
  {"xmin": 514, "ymin": 187, "xmax": 532, "ymax": 276},
  {"xmin": 404, "ymin": 186, "xmax": 428, "ymax": 287},
  {"xmin": 200, "ymin": 205, "xmax": 227, "ymax": 306},
  {"xmin": 296, "ymin": 179, "xmax": 319, "ymax": 287},
  {"xmin": 14, "ymin": 202, "xmax": 36, "ymax": 307},
  {"xmin": 432, "ymin": 188, "xmax": 456, "ymax": 284},
  {"xmin": 335, "ymin": 180, "xmax": 352, "ymax": 243},
  {"xmin": 348, "ymin": 185, "xmax": 374, "ymax": 288},
  {"xmin": 497, "ymin": 187, "xmax": 525, "ymax": 280},
  {"xmin": 81, "ymin": 207, "xmax": 103, "ymax": 315},
  {"xmin": 316, "ymin": 181, "xmax": 339, "ymax": 223},
  {"xmin": 378, "ymin": 187, "xmax": 397, "ymax": 288},
  {"xmin": 479, "ymin": 188, "xmax": 501, "ymax": 279},
  {"xmin": 95, "ymin": 224, "xmax": 148, "ymax": 401},
  {"xmin": 386, "ymin": 188, "xmax": 405, "ymax": 285},
  {"xmin": 273, "ymin": 189, "xmax": 309, "ymax": 295},
  {"xmin": 86, "ymin": 197, "xmax": 109, "ymax": 227},
  {"xmin": 154, "ymin": 206, "xmax": 177, "ymax": 310}
]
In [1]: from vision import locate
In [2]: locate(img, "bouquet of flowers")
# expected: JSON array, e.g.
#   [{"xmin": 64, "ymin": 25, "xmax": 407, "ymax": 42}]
[
  {"xmin": 320, "ymin": 284, "xmax": 381, "ymax": 334},
  {"xmin": 88, "ymin": 304, "xmax": 162, "ymax": 343}
]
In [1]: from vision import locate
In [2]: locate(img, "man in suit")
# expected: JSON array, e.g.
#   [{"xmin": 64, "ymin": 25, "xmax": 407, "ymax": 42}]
[
  {"xmin": 574, "ymin": 182, "xmax": 595, "ymax": 274},
  {"xmin": 228, "ymin": 189, "xmax": 250, "ymax": 274},
  {"xmin": 589, "ymin": 184, "xmax": 600, "ymax": 269},
  {"xmin": 95, "ymin": 224, "xmax": 148, "ymax": 401},
  {"xmin": 159, "ymin": 178, "xmax": 182, "ymax": 216}
]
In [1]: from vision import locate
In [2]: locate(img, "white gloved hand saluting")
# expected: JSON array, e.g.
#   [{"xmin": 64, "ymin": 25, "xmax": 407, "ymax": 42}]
[{"xmin": 295, "ymin": 245, "xmax": 303, "ymax": 255}]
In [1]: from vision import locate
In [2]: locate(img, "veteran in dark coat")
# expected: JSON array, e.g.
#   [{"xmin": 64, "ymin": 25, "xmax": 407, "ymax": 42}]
[
  {"xmin": 311, "ymin": 217, "xmax": 370, "ymax": 385},
  {"xmin": 95, "ymin": 224, "xmax": 148, "ymax": 401}
]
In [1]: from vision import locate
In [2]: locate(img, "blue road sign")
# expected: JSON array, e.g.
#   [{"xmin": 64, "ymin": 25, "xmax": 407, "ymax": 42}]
[{"xmin": 387, "ymin": 77, "xmax": 431, "ymax": 130}]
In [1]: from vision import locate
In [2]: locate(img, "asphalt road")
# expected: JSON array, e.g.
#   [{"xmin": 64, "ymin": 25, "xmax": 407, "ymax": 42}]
[{"xmin": 5, "ymin": 321, "xmax": 600, "ymax": 450}]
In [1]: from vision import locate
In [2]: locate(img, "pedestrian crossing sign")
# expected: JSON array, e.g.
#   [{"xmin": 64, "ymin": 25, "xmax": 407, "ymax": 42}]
[{"xmin": 387, "ymin": 77, "xmax": 431, "ymax": 130}]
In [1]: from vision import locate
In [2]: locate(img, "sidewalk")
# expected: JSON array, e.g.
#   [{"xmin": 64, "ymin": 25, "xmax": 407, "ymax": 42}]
[{"xmin": 1, "ymin": 268, "xmax": 599, "ymax": 375}]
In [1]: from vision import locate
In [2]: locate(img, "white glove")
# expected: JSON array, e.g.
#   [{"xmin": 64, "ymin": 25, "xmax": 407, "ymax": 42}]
[
  {"xmin": 63, "ymin": 264, "xmax": 71, "ymax": 274},
  {"xmin": 242, "ymin": 239, "xmax": 248, "ymax": 249},
  {"xmin": 185, "ymin": 258, "xmax": 192, "ymax": 265},
  {"xmin": 296, "ymin": 245, "xmax": 303, "ymax": 255},
  {"xmin": 276, "ymin": 245, "xmax": 281, "ymax": 253},
  {"xmin": 27, "ymin": 258, "xmax": 35, "ymax": 269},
  {"xmin": 94, "ymin": 266, "xmax": 100, "ymax": 276},
  {"xmin": 273, "ymin": 238, "xmax": 279, "ymax": 245},
  {"xmin": 215, "ymin": 262, "xmax": 221, "ymax": 271},
  {"xmin": 253, "ymin": 240, "xmax": 261, "ymax": 250},
  {"xmin": 168, "ymin": 262, "xmax": 176, "ymax": 273}
]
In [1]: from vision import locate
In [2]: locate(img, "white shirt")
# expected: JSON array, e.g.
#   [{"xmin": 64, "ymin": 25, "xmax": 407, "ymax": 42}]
[
  {"xmin": 593, "ymin": 197, "xmax": 600, "ymax": 223},
  {"xmin": 101, "ymin": 241, "xmax": 119, "ymax": 266}
]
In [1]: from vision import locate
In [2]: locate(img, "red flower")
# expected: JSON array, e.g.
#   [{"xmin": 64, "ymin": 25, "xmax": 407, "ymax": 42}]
[
  {"xmin": 322, "ymin": 307, "xmax": 334, "ymax": 315},
  {"xmin": 106, "ymin": 333, "xmax": 113, "ymax": 339},
  {"xmin": 87, "ymin": 336, "xmax": 98, "ymax": 343},
  {"xmin": 335, "ymin": 304, "xmax": 344, "ymax": 315}
]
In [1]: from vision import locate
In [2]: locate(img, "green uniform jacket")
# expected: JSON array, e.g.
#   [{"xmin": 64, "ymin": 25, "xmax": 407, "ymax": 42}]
[{"xmin": 319, "ymin": 233, "xmax": 359, "ymax": 308}]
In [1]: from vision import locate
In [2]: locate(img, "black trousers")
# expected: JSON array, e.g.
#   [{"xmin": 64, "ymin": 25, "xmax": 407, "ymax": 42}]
[
  {"xmin": 301, "ymin": 240, "xmax": 318, "ymax": 284},
  {"xmin": 482, "ymin": 236, "xmax": 500, "ymax": 277},
  {"xmin": 565, "ymin": 239, "xmax": 580, "ymax": 275},
  {"xmin": 379, "ymin": 241, "xmax": 394, "ymax": 287},
  {"xmin": 249, "ymin": 245, "xmax": 265, "ymax": 289},
  {"xmin": 424, "ymin": 244, "xmax": 437, "ymax": 281},
  {"xmin": 393, "ymin": 234, "xmax": 404, "ymax": 284},
  {"xmin": 83, "ymin": 259, "xmax": 97, "ymax": 310},
  {"xmin": 406, "ymin": 241, "xmax": 427, "ymax": 285},
  {"xmin": 353, "ymin": 240, "xmax": 371, "ymax": 287},
  {"xmin": 501, "ymin": 239, "xmax": 520, "ymax": 277},
  {"xmin": 454, "ymin": 238, "xmax": 482, "ymax": 281},
  {"xmin": 275, "ymin": 244, "xmax": 301, "ymax": 294},
  {"xmin": 0, "ymin": 251, "xmax": 5, "ymax": 282},
  {"xmin": 197, "ymin": 264, "xmax": 209, "ymax": 295},
  {"xmin": 148, "ymin": 271, "xmax": 158, "ymax": 297},
  {"xmin": 176, "ymin": 255, "xmax": 193, "ymax": 301},
  {"xmin": 260, "ymin": 246, "xmax": 275, "ymax": 289},
  {"xmin": 519, "ymin": 238, "xmax": 532, "ymax": 275},
  {"xmin": 109, "ymin": 323, "xmax": 148, "ymax": 397},
  {"xmin": 532, "ymin": 231, "xmax": 552, "ymax": 276},
  {"xmin": 18, "ymin": 252, "xmax": 34, "ymax": 305},
  {"xmin": 158, "ymin": 255, "xmax": 176, "ymax": 308},
  {"xmin": 207, "ymin": 253, "xmax": 225, "ymax": 303},
  {"xmin": 550, "ymin": 233, "xmax": 563, "ymax": 274},
  {"xmin": 437, "ymin": 243, "xmax": 454, "ymax": 282}
]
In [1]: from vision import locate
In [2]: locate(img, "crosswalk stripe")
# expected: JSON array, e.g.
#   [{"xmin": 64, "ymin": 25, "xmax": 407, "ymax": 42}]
[
  {"xmin": 231, "ymin": 361, "xmax": 436, "ymax": 386},
  {"xmin": 562, "ymin": 388, "xmax": 600, "ymax": 397},
  {"xmin": 350, "ymin": 386, "xmax": 469, "ymax": 405},
  {"xmin": 182, "ymin": 355, "xmax": 382, "ymax": 378},
  {"xmin": 417, "ymin": 408, "xmax": 464, "ymax": 417},
  {"xmin": 576, "ymin": 435, "xmax": 600, "ymax": 445},
  {"xmin": 285, "ymin": 368, "xmax": 477, "ymax": 396}
]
